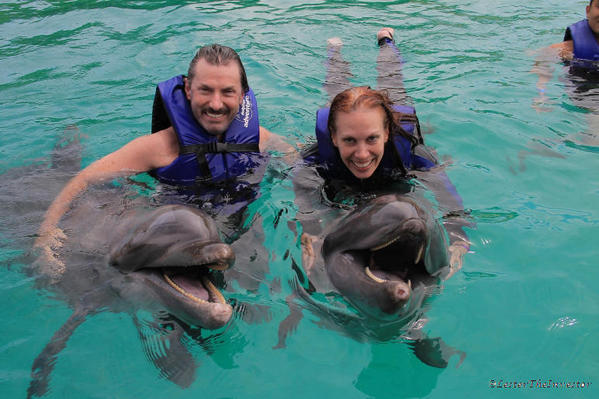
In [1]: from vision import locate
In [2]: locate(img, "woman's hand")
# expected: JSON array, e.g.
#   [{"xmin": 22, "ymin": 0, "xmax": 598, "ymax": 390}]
[
  {"xmin": 445, "ymin": 240, "xmax": 470, "ymax": 280},
  {"xmin": 300, "ymin": 232, "xmax": 317, "ymax": 276}
]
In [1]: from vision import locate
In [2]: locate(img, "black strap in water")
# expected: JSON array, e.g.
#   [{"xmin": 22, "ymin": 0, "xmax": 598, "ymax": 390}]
[
  {"xmin": 414, "ymin": 116, "xmax": 424, "ymax": 145},
  {"xmin": 180, "ymin": 142, "xmax": 259, "ymax": 155},
  {"xmin": 180, "ymin": 142, "xmax": 260, "ymax": 181}
]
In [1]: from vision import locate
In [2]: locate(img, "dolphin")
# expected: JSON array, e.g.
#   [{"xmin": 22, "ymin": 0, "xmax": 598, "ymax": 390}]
[
  {"xmin": 26, "ymin": 200, "xmax": 237, "ymax": 398},
  {"xmin": 107, "ymin": 204, "xmax": 236, "ymax": 329},
  {"xmin": 0, "ymin": 128, "xmax": 239, "ymax": 397},
  {"xmin": 278, "ymin": 193, "xmax": 465, "ymax": 368},
  {"xmin": 322, "ymin": 193, "xmax": 449, "ymax": 319}
]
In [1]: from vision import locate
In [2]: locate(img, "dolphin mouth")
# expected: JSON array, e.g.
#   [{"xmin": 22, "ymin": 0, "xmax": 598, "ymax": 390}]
[
  {"xmin": 161, "ymin": 265, "xmax": 228, "ymax": 305},
  {"xmin": 363, "ymin": 234, "xmax": 425, "ymax": 285}
]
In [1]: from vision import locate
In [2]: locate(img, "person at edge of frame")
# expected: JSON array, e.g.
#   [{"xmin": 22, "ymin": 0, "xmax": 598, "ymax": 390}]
[{"xmin": 532, "ymin": 0, "xmax": 599, "ymax": 109}]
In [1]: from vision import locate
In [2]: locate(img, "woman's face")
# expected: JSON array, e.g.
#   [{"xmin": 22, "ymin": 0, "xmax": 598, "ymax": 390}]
[{"xmin": 331, "ymin": 106, "xmax": 389, "ymax": 179}]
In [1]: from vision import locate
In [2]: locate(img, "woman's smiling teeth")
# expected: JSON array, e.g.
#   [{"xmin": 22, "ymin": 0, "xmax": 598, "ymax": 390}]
[{"xmin": 352, "ymin": 159, "xmax": 374, "ymax": 169}]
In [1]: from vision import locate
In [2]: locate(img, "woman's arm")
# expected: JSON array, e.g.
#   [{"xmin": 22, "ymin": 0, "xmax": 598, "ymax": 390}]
[{"xmin": 411, "ymin": 153, "xmax": 473, "ymax": 278}]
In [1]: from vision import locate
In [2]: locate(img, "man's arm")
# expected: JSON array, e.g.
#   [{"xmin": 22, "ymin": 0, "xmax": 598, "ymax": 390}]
[
  {"xmin": 37, "ymin": 128, "xmax": 179, "ymax": 243},
  {"xmin": 531, "ymin": 41, "xmax": 573, "ymax": 111},
  {"xmin": 259, "ymin": 125, "xmax": 299, "ymax": 163}
]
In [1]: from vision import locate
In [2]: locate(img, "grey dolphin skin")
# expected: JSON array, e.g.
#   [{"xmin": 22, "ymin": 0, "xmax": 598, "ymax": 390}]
[
  {"xmin": 108, "ymin": 205, "xmax": 235, "ymax": 330},
  {"xmin": 278, "ymin": 193, "xmax": 465, "ymax": 368},
  {"xmin": 0, "ymin": 129, "xmax": 238, "ymax": 398},
  {"xmin": 27, "ymin": 204, "xmax": 236, "ymax": 398},
  {"xmin": 323, "ymin": 194, "xmax": 449, "ymax": 319}
]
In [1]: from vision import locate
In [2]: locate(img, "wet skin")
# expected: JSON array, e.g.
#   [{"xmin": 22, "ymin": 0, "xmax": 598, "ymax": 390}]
[
  {"xmin": 26, "ymin": 203, "xmax": 237, "ymax": 398},
  {"xmin": 108, "ymin": 205, "xmax": 236, "ymax": 329},
  {"xmin": 323, "ymin": 193, "xmax": 449, "ymax": 319}
]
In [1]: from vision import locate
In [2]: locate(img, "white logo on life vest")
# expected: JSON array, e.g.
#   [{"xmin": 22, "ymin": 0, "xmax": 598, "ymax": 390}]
[{"xmin": 235, "ymin": 94, "xmax": 252, "ymax": 128}]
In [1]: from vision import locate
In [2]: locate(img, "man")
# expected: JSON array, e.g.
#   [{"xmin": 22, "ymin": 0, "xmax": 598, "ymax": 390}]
[
  {"xmin": 528, "ymin": 1, "xmax": 599, "ymax": 155},
  {"xmin": 36, "ymin": 44, "xmax": 287, "ymax": 274},
  {"xmin": 533, "ymin": 0, "xmax": 599, "ymax": 103},
  {"xmin": 546, "ymin": 0, "xmax": 599, "ymax": 61}
]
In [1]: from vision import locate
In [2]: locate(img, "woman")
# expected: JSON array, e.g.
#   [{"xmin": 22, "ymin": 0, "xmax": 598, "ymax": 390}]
[{"xmin": 296, "ymin": 28, "xmax": 472, "ymax": 279}]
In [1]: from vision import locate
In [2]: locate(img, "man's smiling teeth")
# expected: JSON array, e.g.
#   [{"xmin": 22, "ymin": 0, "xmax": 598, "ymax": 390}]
[{"xmin": 205, "ymin": 110, "xmax": 226, "ymax": 118}]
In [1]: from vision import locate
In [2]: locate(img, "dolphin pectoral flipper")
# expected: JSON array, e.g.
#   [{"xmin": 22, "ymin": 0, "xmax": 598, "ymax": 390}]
[
  {"xmin": 274, "ymin": 290, "xmax": 304, "ymax": 349},
  {"xmin": 404, "ymin": 325, "xmax": 466, "ymax": 368},
  {"xmin": 133, "ymin": 314, "xmax": 197, "ymax": 388},
  {"xmin": 27, "ymin": 309, "xmax": 89, "ymax": 399},
  {"xmin": 275, "ymin": 256, "xmax": 313, "ymax": 349},
  {"xmin": 407, "ymin": 337, "xmax": 466, "ymax": 368}
]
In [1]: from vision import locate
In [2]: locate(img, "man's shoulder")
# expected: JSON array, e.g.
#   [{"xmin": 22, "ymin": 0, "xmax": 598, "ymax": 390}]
[
  {"xmin": 544, "ymin": 40, "xmax": 573, "ymax": 60},
  {"xmin": 549, "ymin": 40, "xmax": 572, "ymax": 49}
]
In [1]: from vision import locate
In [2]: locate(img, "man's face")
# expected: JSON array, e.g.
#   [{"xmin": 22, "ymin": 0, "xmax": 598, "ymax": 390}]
[
  {"xmin": 587, "ymin": 1, "xmax": 599, "ymax": 34},
  {"xmin": 185, "ymin": 58, "xmax": 244, "ymax": 136}
]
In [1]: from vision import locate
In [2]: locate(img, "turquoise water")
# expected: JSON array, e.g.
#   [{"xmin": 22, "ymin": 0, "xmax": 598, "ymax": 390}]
[{"xmin": 1, "ymin": 0, "xmax": 598, "ymax": 398}]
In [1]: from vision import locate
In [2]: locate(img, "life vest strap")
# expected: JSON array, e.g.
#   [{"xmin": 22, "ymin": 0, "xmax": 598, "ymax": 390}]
[
  {"xmin": 180, "ymin": 142, "xmax": 259, "ymax": 154},
  {"xmin": 180, "ymin": 142, "xmax": 260, "ymax": 182}
]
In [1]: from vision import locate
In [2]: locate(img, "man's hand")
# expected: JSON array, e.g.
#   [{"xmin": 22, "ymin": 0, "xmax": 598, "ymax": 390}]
[{"xmin": 33, "ymin": 226, "xmax": 67, "ymax": 280}]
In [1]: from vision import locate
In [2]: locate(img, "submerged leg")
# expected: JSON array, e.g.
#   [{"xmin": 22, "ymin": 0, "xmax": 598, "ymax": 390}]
[
  {"xmin": 323, "ymin": 37, "xmax": 354, "ymax": 105},
  {"xmin": 376, "ymin": 28, "xmax": 411, "ymax": 105}
]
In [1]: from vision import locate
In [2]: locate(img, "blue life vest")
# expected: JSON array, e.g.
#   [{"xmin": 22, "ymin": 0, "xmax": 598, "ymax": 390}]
[
  {"xmin": 152, "ymin": 75, "xmax": 263, "ymax": 186},
  {"xmin": 565, "ymin": 19, "xmax": 599, "ymax": 62},
  {"xmin": 314, "ymin": 104, "xmax": 434, "ymax": 174}
]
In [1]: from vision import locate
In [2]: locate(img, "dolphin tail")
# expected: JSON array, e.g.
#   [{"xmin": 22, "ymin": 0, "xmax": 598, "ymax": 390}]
[
  {"xmin": 27, "ymin": 309, "xmax": 89, "ymax": 399},
  {"xmin": 133, "ymin": 313, "xmax": 197, "ymax": 388}
]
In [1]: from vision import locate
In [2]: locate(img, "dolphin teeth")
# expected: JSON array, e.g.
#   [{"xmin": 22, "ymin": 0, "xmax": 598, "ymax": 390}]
[
  {"xmin": 163, "ymin": 272, "xmax": 226, "ymax": 304},
  {"xmin": 365, "ymin": 266, "xmax": 388, "ymax": 283},
  {"xmin": 163, "ymin": 273, "xmax": 207, "ymax": 303},
  {"xmin": 415, "ymin": 245, "xmax": 424, "ymax": 264},
  {"xmin": 209, "ymin": 263, "xmax": 229, "ymax": 271},
  {"xmin": 201, "ymin": 275, "xmax": 227, "ymax": 304},
  {"xmin": 370, "ymin": 235, "xmax": 401, "ymax": 252}
]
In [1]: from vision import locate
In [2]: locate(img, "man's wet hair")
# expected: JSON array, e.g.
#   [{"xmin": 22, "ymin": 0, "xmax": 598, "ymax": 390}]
[{"xmin": 187, "ymin": 44, "xmax": 249, "ymax": 93}]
